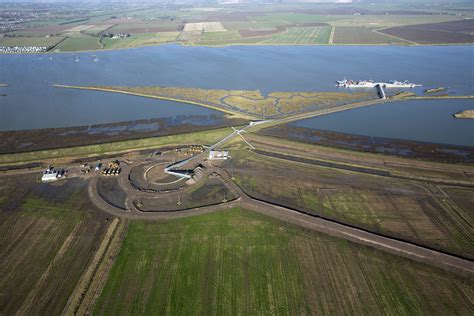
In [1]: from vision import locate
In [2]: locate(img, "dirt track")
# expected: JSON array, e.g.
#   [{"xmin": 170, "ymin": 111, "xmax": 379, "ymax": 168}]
[{"xmin": 88, "ymin": 160, "xmax": 474, "ymax": 278}]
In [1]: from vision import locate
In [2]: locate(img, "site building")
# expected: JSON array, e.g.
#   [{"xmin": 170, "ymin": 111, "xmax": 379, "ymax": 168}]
[
  {"xmin": 208, "ymin": 150, "xmax": 229, "ymax": 160},
  {"xmin": 41, "ymin": 171, "xmax": 60, "ymax": 182}
]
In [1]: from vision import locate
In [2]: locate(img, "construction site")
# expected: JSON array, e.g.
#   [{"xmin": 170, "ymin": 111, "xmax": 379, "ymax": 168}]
[{"xmin": 1, "ymin": 118, "xmax": 473, "ymax": 314}]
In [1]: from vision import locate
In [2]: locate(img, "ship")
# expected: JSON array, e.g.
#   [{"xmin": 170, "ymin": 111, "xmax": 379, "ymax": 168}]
[{"xmin": 336, "ymin": 78, "xmax": 420, "ymax": 88}]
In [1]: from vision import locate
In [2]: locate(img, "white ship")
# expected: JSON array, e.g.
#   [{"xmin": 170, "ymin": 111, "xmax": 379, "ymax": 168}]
[{"xmin": 336, "ymin": 79, "xmax": 420, "ymax": 88}]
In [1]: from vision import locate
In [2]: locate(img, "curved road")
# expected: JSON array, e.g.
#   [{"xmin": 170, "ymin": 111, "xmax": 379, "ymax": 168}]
[{"xmin": 89, "ymin": 163, "xmax": 474, "ymax": 277}]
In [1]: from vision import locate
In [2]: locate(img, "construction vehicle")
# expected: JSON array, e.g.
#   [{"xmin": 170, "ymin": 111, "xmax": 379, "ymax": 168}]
[{"xmin": 108, "ymin": 160, "xmax": 120, "ymax": 169}]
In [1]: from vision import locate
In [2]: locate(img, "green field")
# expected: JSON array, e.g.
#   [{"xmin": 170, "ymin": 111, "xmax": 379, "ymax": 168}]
[
  {"xmin": 0, "ymin": 36, "xmax": 65, "ymax": 47},
  {"xmin": 54, "ymin": 36, "xmax": 101, "ymax": 51},
  {"xmin": 94, "ymin": 208, "xmax": 473, "ymax": 314},
  {"xmin": 102, "ymin": 32, "xmax": 179, "ymax": 49},
  {"xmin": 260, "ymin": 26, "xmax": 331, "ymax": 44}
]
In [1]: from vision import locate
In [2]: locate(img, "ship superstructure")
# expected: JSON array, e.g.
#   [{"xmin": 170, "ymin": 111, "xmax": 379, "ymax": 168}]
[{"xmin": 336, "ymin": 79, "xmax": 420, "ymax": 88}]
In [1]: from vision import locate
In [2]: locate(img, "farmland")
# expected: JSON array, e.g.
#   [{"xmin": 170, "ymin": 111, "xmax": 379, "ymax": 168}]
[
  {"xmin": 260, "ymin": 26, "xmax": 331, "ymax": 44},
  {"xmin": 94, "ymin": 208, "xmax": 473, "ymax": 314},
  {"xmin": 0, "ymin": 174, "xmax": 110, "ymax": 315},
  {"xmin": 225, "ymin": 147, "xmax": 474, "ymax": 258},
  {"xmin": 379, "ymin": 19, "xmax": 474, "ymax": 44},
  {"xmin": 201, "ymin": 30, "xmax": 241, "ymax": 42},
  {"xmin": 0, "ymin": 36, "xmax": 64, "ymax": 48},
  {"xmin": 333, "ymin": 26, "xmax": 408, "ymax": 44},
  {"xmin": 54, "ymin": 36, "xmax": 101, "ymax": 51},
  {"xmin": 253, "ymin": 13, "xmax": 337, "ymax": 24},
  {"xmin": 102, "ymin": 32, "xmax": 179, "ymax": 49},
  {"xmin": 183, "ymin": 22, "xmax": 226, "ymax": 32},
  {"xmin": 107, "ymin": 22, "xmax": 178, "ymax": 34},
  {"xmin": 328, "ymin": 14, "xmax": 463, "ymax": 28},
  {"xmin": 2, "ymin": 2, "xmax": 473, "ymax": 52}
]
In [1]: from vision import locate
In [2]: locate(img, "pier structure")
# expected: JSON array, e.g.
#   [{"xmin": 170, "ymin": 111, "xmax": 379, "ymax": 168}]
[{"xmin": 376, "ymin": 84, "xmax": 387, "ymax": 99}]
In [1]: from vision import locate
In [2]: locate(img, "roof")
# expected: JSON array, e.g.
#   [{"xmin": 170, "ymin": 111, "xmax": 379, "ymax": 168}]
[{"xmin": 41, "ymin": 172, "xmax": 59, "ymax": 182}]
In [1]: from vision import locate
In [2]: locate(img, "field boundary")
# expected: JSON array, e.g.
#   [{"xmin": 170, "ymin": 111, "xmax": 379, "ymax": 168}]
[
  {"xmin": 373, "ymin": 27, "xmax": 418, "ymax": 45},
  {"xmin": 62, "ymin": 218, "xmax": 126, "ymax": 315},
  {"xmin": 328, "ymin": 26, "xmax": 335, "ymax": 44}
]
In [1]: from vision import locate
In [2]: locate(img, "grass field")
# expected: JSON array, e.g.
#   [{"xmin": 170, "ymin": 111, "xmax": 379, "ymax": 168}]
[
  {"xmin": 333, "ymin": 26, "xmax": 408, "ymax": 44},
  {"xmin": 102, "ymin": 32, "xmax": 179, "ymax": 49},
  {"xmin": 260, "ymin": 26, "xmax": 331, "ymax": 44},
  {"xmin": 54, "ymin": 36, "xmax": 101, "ymax": 51},
  {"xmin": 0, "ymin": 174, "xmax": 110, "ymax": 314},
  {"xmin": 0, "ymin": 36, "xmax": 65, "ymax": 47},
  {"xmin": 93, "ymin": 208, "xmax": 473, "ymax": 314},
  {"xmin": 226, "ymin": 147, "xmax": 474, "ymax": 258}
]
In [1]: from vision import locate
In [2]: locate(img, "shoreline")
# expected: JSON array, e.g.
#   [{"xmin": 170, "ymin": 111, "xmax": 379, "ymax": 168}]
[
  {"xmin": 53, "ymin": 84, "xmax": 251, "ymax": 118},
  {"xmin": 1, "ymin": 42, "xmax": 473, "ymax": 55},
  {"xmin": 454, "ymin": 110, "xmax": 474, "ymax": 119},
  {"xmin": 0, "ymin": 115, "xmax": 248, "ymax": 155},
  {"xmin": 259, "ymin": 125, "xmax": 474, "ymax": 164}
]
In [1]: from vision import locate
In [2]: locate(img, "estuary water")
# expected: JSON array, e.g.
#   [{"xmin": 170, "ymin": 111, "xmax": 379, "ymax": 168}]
[
  {"xmin": 0, "ymin": 44, "xmax": 473, "ymax": 131},
  {"xmin": 291, "ymin": 99, "xmax": 474, "ymax": 147}
]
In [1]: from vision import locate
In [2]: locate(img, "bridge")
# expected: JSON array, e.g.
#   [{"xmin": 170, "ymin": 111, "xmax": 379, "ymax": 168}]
[{"xmin": 164, "ymin": 124, "xmax": 252, "ymax": 178}]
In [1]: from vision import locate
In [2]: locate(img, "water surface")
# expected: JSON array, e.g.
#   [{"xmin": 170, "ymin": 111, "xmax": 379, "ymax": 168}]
[
  {"xmin": 0, "ymin": 44, "xmax": 472, "ymax": 131},
  {"xmin": 291, "ymin": 99, "xmax": 474, "ymax": 146}
]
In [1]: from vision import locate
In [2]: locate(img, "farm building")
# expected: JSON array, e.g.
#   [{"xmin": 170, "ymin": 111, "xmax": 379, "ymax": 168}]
[{"xmin": 208, "ymin": 150, "xmax": 229, "ymax": 160}]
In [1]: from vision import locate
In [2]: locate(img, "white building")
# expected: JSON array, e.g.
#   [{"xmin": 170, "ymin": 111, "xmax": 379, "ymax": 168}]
[
  {"xmin": 41, "ymin": 171, "xmax": 60, "ymax": 182},
  {"xmin": 208, "ymin": 150, "xmax": 229, "ymax": 160}
]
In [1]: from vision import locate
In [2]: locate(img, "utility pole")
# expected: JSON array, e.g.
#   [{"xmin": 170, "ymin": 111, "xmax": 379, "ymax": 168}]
[
  {"xmin": 317, "ymin": 188, "xmax": 321, "ymax": 213},
  {"xmin": 222, "ymin": 187, "xmax": 227, "ymax": 203}
]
